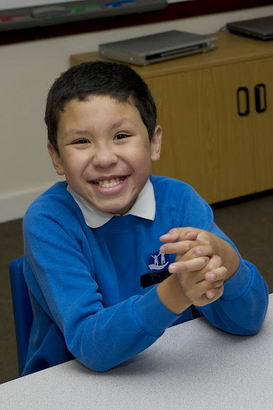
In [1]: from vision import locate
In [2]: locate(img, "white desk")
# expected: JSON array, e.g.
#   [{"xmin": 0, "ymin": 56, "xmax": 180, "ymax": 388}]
[{"xmin": 2, "ymin": 295, "xmax": 273, "ymax": 410}]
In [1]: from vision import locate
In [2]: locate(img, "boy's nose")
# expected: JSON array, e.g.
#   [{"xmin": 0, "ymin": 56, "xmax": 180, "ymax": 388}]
[{"xmin": 92, "ymin": 145, "xmax": 118, "ymax": 168}]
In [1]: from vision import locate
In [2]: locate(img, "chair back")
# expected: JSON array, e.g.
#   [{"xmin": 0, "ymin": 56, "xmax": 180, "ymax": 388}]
[{"xmin": 9, "ymin": 257, "xmax": 33, "ymax": 375}]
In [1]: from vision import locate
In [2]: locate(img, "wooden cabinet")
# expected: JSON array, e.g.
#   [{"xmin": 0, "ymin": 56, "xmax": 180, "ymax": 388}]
[{"xmin": 70, "ymin": 33, "xmax": 273, "ymax": 203}]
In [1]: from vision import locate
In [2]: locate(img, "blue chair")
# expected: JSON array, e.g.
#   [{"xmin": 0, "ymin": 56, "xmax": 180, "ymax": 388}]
[{"xmin": 9, "ymin": 257, "xmax": 33, "ymax": 375}]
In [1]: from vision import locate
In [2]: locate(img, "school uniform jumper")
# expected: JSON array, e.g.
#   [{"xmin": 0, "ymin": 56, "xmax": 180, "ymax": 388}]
[{"xmin": 22, "ymin": 175, "xmax": 269, "ymax": 375}]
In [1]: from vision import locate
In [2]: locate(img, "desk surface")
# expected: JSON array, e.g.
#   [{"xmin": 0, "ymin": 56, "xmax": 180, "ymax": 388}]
[{"xmin": 2, "ymin": 295, "xmax": 272, "ymax": 410}]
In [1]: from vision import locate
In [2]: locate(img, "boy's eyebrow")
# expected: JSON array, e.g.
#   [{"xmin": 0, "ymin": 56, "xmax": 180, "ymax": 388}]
[
  {"xmin": 64, "ymin": 119, "xmax": 135, "ymax": 138},
  {"xmin": 64, "ymin": 129, "xmax": 90, "ymax": 138},
  {"xmin": 110, "ymin": 118, "xmax": 135, "ymax": 130}
]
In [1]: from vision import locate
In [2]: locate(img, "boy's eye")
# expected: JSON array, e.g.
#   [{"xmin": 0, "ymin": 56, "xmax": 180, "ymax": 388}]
[
  {"xmin": 114, "ymin": 133, "xmax": 130, "ymax": 140},
  {"xmin": 72, "ymin": 138, "xmax": 90, "ymax": 144}
]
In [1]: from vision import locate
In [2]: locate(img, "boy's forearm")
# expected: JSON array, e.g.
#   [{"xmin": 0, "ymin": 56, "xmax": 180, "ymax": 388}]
[{"xmin": 157, "ymin": 274, "xmax": 191, "ymax": 314}]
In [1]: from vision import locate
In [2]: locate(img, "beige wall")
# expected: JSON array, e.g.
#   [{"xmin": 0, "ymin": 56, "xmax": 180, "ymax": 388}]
[{"xmin": 1, "ymin": 5, "xmax": 273, "ymax": 222}]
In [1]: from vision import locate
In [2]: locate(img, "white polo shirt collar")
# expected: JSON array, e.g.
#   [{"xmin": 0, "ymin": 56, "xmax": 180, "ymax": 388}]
[{"xmin": 67, "ymin": 178, "xmax": 155, "ymax": 228}]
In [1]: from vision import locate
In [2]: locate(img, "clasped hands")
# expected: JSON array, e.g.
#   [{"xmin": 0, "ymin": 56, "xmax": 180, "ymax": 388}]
[{"xmin": 160, "ymin": 228, "xmax": 228, "ymax": 307}]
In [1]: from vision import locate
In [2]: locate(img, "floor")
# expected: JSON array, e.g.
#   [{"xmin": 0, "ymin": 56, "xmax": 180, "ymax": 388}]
[{"xmin": 1, "ymin": 191, "xmax": 273, "ymax": 384}]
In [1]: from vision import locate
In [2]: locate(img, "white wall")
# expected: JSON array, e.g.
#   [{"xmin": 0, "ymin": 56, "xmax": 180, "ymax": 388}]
[{"xmin": 1, "ymin": 5, "xmax": 273, "ymax": 222}]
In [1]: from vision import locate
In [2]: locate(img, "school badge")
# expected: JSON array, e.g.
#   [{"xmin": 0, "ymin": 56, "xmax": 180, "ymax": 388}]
[
  {"xmin": 147, "ymin": 250, "xmax": 170, "ymax": 271},
  {"xmin": 140, "ymin": 250, "xmax": 171, "ymax": 288}
]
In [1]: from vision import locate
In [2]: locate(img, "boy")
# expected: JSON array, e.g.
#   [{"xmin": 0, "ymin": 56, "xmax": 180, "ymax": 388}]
[{"xmin": 23, "ymin": 61, "xmax": 268, "ymax": 376}]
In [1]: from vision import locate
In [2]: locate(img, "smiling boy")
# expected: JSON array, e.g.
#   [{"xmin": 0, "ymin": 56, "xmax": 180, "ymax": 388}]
[
  {"xmin": 48, "ymin": 94, "xmax": 161, "ymax": 215},
  {"xmin": 22, "ymin": 61, "xmax": 268, "ymax": 375}
]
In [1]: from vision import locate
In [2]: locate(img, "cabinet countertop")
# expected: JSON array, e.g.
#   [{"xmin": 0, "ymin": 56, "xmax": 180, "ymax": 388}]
[{"xmin": 70, "ymin": 32, "xmax": 273, "ymax": 78}]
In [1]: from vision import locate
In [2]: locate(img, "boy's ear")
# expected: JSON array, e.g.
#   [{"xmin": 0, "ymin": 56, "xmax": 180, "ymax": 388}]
[
  {"xmin": 150, "ymin": 125, "xmax": 162, "ymax": 162},
  {"xmin": 47, "ymin": 143, "xmax": 65, "ymax": 176}
]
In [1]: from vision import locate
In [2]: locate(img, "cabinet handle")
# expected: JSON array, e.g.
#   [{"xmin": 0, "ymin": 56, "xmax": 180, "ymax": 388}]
[
  {"xmin": 237, "ymin": 87, "xmax": 249, "ymax": 116},
  {"xmin": 255, "ymin": 83, "xmax": 267, "ymax": 113}
]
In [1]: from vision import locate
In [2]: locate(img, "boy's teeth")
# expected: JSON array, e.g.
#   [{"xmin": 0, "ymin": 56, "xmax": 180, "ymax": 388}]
[{"xmin": 97, "ymin": 177, "xmax": 124, "ymax": 187}]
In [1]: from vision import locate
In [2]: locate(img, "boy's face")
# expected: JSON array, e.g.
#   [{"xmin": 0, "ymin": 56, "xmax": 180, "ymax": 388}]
[{"xmin": 48, "ymin": 95, "xmax": 162, "ymax": 215}]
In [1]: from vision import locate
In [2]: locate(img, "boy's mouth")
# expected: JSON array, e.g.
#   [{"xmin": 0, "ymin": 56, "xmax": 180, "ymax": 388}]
[{"xmin": 91, "ymin": 176, "xmax": 127, "ymax": 188}]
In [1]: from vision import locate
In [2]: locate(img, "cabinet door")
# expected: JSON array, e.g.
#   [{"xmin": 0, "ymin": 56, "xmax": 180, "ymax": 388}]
[
  {"xmin": 148, "ymin": 58, "xmax": 273, "ymax": 203},
  {"xmin": 249, "ymin": 57, "xmax": 273, "ymax": 193},
  {"xmin": 212, "ymin": 57, "xmax": 273, "ymax": 197}
]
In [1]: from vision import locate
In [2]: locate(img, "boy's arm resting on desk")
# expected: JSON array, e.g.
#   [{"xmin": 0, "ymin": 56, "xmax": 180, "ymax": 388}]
[
  {"xmin": 154, "ymin": 180, "xmax": 269, "ymax": 337},
  {"xmin": 169, "ymin": 187, "xmax": 269, "ymax": 336},
  {"xmin": 196, "ymin": 258, "xmax": 269, "ymax": 335},
  {"xmin": 158, "ymin": 237, "xmax": 268, "ymax": 335},
  {"xmin": 23, "ymin": 180, "xmax": 269, "ymax": 373},
  {"xmin": 192, "ymin": 215, "xmax": 269, "ymax": 336},
  {"xmin": 160, "ymin": 226, "xmax": 269, "ymax": 335},
  {"xmin": 23, "ymin": 206, "xmax": 181, "ymax": 373}
]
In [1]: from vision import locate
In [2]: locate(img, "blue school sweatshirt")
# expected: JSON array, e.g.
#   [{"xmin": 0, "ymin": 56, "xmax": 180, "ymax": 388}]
[{"xmin": 22, "ymin": 175, "xmax": 268, "ymax": 375}]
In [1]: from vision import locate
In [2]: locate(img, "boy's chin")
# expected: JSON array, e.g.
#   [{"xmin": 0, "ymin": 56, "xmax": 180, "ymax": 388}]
[{"xmin": 95, "ymin": 200, "xmax": 135, "ymax": 216}]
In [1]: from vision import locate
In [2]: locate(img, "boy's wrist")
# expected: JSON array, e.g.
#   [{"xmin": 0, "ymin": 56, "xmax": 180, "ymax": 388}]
[{"xmin": 157, "ymin": 273, "xmax": 191, "ymax": 315}]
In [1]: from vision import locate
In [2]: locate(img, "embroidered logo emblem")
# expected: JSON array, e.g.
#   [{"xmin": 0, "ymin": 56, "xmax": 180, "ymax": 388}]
[{"xmin": 147, "ymin": 251, "xmax": 170, "ymax": 272}]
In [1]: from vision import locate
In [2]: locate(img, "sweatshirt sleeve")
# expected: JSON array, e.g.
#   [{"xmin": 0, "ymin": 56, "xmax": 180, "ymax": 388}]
[
  {"xmin": 197, "ymin": 259, "xmax": 269, "ymax": 335},
  {"xmin": 23, "ymin": 203, "xmax": 180, "ymax": 372},
  {"xmin": 179, "ymin": 185, "xmax": 269, "ymax": 336}
]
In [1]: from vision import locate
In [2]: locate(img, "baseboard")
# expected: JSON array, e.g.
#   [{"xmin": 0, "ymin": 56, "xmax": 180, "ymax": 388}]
[{"xmin": 0, "ymin": 185, "xmax": 50, "ymax": 223}]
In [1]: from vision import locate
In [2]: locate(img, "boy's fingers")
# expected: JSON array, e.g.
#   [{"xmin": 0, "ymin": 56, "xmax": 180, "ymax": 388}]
[
  {"xmin": 206, "ymin": 286, "xmax": 224, "ymax": 300},
  {"xmin": 184, "ymin": 230, "xmax": 199, "ymax": 240},
  {"xmin": 179, "ymin": 245, "xmax": 214, "ymax": 260},
  {"xmin": 186, "ymin": 280, "xmax": 224, "ymax": 306},
  {"xmin": 160, "ymin": 240, "xmax": 194, "ymax": 255},
  {"xmin": 168, "ymin": 256, "xmax": 209, "ymax": 274},
  {"xmin": 205, "ymin": 266, "xmax": 228, "ymax": 282},
  {"xmin": 204, "ymin": 255, "xmax": 223, "ymax": 272},
  {"xmin": 160, "ymin": 231, "xmax": 179, "ymax": 243},
  {"xmin": 208, "ymin": 280, "xmax": 224, "ymax": 289},
  {"xmin": 160, "ymin": 228, "xmax": 199, "ymax": 243},
  {"xmin": 161, "ymin": 243, "xmax": 213, "ymax": 261}
]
